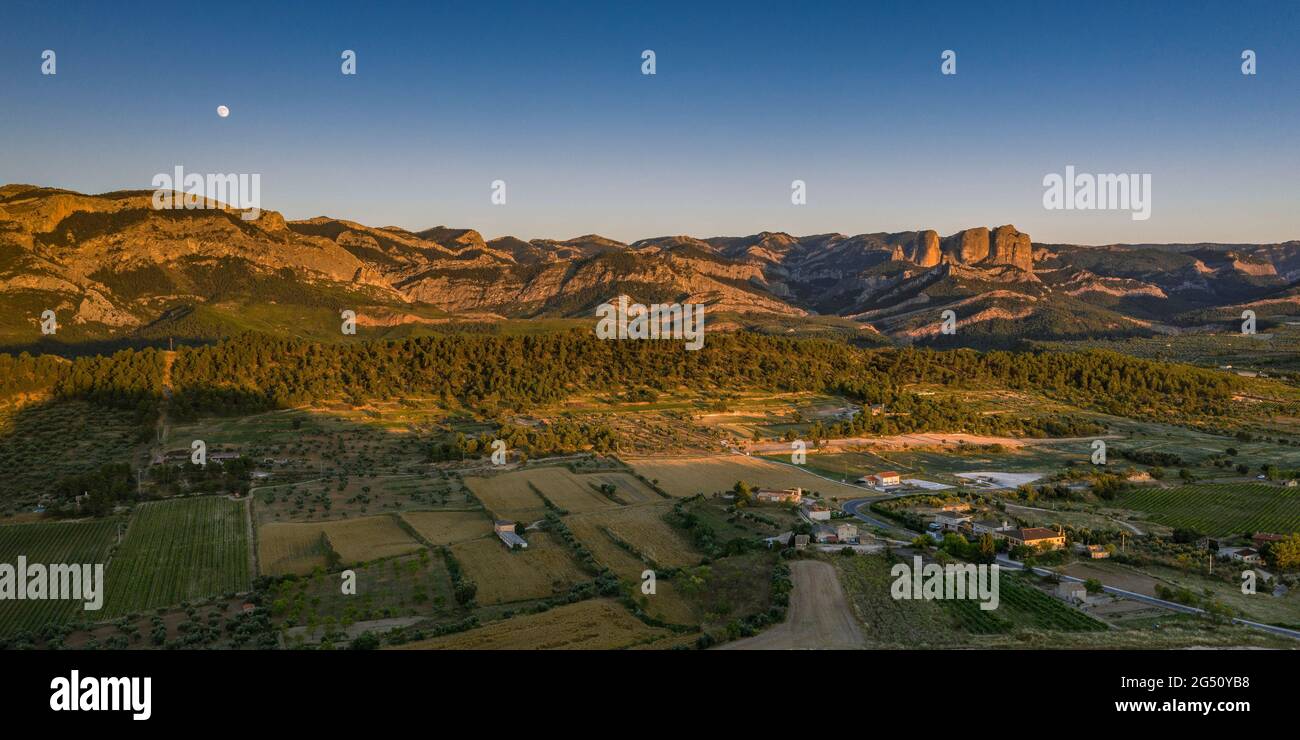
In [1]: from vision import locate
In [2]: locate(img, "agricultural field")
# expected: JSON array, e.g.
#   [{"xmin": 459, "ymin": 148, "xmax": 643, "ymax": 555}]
[
  {"xmin": 833, "ymin": 554, "xmax": 1104, "ymax": 648},
  {"xmin": 1042, "ymin": 326, "xmax": 1300, "ymax": 375},
  {"xmin": 399, "ymin": 510, "xmax": 491, "ymax": 545},
  {"xmin": 252, "ymin": 472, "xmax": 473, "ymax": 524},
  {"xmin": 256, "ymin": 514, "xmax": 422, "ymax": 576},
  {"xmin": 462, "ymin": 470, "xmax": 550, "ymax": 522},
  {"xmin": 0, "ymin": 518, "xmax": 121, "ymax": 636},
  {"xmin": 529, "ymin": 466, "xmax": 651, "ymax": 511},
  {"xmin": 269, "ymin": 549, "xmax": 460, "ymax": 646},
  {"xmin": 463, "ymin": 464, "xmax": 662, "ymax": 521},
  {"xmin": 394, "ymin": 598, "xmax": 680, "ymax": 649},
  {"xmin": 1060, "ymin": 560, "xmax": 1300, "ymax": 627},
  {"xmin": 565, "ymin": 502, "xmax": 701, "ymax": 575},
  {"xmin": 102, "ymin": 497, "xmax": 251, "ymax": 617},
  {"xmin": 167, "ymin": 399, "xmax": 489, "ymax": 481},
  {"xmin": 448, "ymin": 531, "xmax": 588, "ymax": 605},
  {"xmin": 1116, "ymin": 483, "xmax": 1300, "ymax": 535},
  {"xmin": 0, "ymin": 400, "xmax": 146, "ymax": 512},
  {"xmin": 628, "ymin": 454, "xmax": 868, "ymax": 499},
  {"xmin": 257, "ymin": 522, "xmax": 334, "ymax": 576}
]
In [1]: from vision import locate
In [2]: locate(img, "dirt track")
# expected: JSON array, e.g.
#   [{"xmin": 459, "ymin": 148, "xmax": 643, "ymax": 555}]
[{"xmin": 719, "ymin": 560, "xmax": 863, "ymax": 650}]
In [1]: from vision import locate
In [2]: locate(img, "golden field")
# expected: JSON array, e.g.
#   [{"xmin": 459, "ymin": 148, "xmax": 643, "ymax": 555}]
[
  {"xmin": 448, "ymin": 531, "xmax": 587, "ymax": 605},
  {"xmin": 393, "ymin": 599, "xmax": 677, "ymax": 649}
]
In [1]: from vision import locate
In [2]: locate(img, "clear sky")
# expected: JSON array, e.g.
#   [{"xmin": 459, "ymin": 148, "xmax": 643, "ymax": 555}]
[{"xmin": 1, "ymin": 0, "xmax": 1297, "ymax": 244}]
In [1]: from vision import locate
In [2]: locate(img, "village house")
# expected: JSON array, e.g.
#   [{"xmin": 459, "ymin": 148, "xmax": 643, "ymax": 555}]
[
  {"xmin": 1253, "ymin": 532, "xmax": 1286, "ymax": 548},
  {"xmin": 793, "ymin": 534, "xmax": 810, "ymax": 550},
  {"xmin": 755, "ymin": 487, "xmax": 802, "ymax": 505},
  {"xmin": 835, "ymin": 522, "xmax": 859, "ymax": 543},
  {"xmin": 1002, "ymin": 526, "xmax": 1066, "ymax": 551},
  {"xmin": 971, "ymin": 519, "xmax": 1012, "ymax": 537},
  {"xmin": 1230, "ymin": 547, "xmax": 1262, "ymax": 564},
  {"xmin": 813, "ymin": 525, "xmax": 838, "ymax": 544},
  {"xmin": 1083, "ymin": 544, "xmax": 1110, "ymax": 559},
  {"xmin": 863, "ymin": 471, "xmax": 901, "ymax": 487},
  {"xmin": 933, "ymin": 510, "xmax": 973, "ymax": 532},
  {"xmin": 803, "ymin": 502, "xmax": 832, "ymax": 521}
]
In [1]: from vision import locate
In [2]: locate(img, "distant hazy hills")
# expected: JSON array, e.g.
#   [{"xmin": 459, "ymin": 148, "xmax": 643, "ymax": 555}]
[{"xmin": 2, "ymin": 183, "xmax": 1299, "ymax": 347}]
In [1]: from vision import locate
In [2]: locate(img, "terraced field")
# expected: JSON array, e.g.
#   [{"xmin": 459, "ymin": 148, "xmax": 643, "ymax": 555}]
[
  {"xmin": 102, "ymin": 497, "xmax": 251, "ymax": 617},
  {"xmin": 1118, "ymin": 483, "xmax": 1300, "ymax": 535},
  {"xmin": 0, "ymin": 519, "xmax": 120, "ymax": 635}
]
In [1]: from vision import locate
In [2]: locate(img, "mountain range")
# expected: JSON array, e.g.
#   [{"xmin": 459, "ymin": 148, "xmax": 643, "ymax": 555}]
[{"xmin": 3, "ymin": 183, "xmax": 1300, "ymax": 347}]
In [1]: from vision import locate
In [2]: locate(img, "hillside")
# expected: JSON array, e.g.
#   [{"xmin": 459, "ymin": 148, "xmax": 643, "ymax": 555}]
[{"xmin": 3, "ymin": 184, "xmax": 1299, "ymax": 348}]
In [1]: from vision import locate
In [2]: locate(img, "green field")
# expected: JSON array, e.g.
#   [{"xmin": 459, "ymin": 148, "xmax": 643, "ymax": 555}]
[
  {"xmin": 0, "ymin": 400, "xmax": 145, "ymax": 512},
  {"xmin": 1118, "ymin": 483, "xmax": 1300, "ymax": 536},
  {"xmin": 0, "ymin": 519, "xmax": 121, "ymax": 636},
  {"xmin": 102, "ymin": 497, "xmax": 251, "ymax": 617},
  {"xmin": 833, "ymin": 555, "xmax": 1105, "ymax": 647}
]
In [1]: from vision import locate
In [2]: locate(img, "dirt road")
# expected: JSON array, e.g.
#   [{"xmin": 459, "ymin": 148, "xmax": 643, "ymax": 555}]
[{"xmin": 719, "ymin": 560, "xmax": 863, "ymax": 650}]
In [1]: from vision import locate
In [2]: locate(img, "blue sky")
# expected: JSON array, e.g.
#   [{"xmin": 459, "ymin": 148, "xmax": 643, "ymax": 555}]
[{"xmin": 1, "ymin": 0, "xmax": 1297, "ymax": 244}]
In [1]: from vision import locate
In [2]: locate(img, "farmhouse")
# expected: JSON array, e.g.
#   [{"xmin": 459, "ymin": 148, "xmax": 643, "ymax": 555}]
[
  {"xmin": 933, "ymin": 511, "xmax": 972, "ymax": 531},
  {"xmin": 862, "ymin": 471, "xmax": 901, "ymax": 487},
  {"xmin": 803, "ymin": 502, "xmax": 832, "ymax": 521},
  {"xmin": 1253, "ymin": 532, "xmax": 1286, "ymax": 548},
  {"xmin": 1230, "ymin": 547, "xmax": 1261, "ymax": 564},
  {"xmin": 813, "ymin": 525, "xmax": 838, "ymax": 544},
  {"xmin": 755, "ymin": 487, "xmax": 802, "ymax": 505},
  {"xmin": 494, "ymin": 520, "xmax": 528, "ymax": 549},
  {"xmin": 1002, "ymin": 527, "xmax": 1066, "ymax": 551},
  {"xmin": 1083, "ymin": 544, "xmax": 1110, "ymax": 559},
  {"xmin": 835, "ymin": 523, "xmax": 859, "ymax": 543},
  {"xmin": 971, "ymin": 519, "xmax": 1012, "ymax": 536},
  {"xmin": 1056, "ymin": 581, "xmax": 1088, "ymax": 603}
]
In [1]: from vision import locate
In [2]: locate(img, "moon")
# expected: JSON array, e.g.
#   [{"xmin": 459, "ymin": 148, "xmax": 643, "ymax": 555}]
[{"xmin": 216, "ymin": 105, "xmax": 230, "ymax": 118}]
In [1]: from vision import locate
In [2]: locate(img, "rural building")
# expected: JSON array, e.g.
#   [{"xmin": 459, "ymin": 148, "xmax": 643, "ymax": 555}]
[
  {"xmin": 1253, "ymin": 532, "xmax": 1286, "ymax": 547},
  {"xmin": 933, "ymin": 511, "xmax": 973, "ymax": 531},
  {"xmin": 1230, "ymin": 547, "xmax": 1261, "ymax": 564},
  {"xmin": 498, "ymin": 530, "xmax": 528, "ymax": 549},
  {"xmin": 1285, "ymin": 479, "xmax": 1299, "ymax": 487},
  {"xmin": 971, "ymin": 519, "xmax": 1012, "ymax": 536},
  {"xmin": 755, "ymin": 487, "xmax": 802, "ymax": 505},
  {"xmin": 835, "ymin": 523, "xmax": 859, "ymax": 543},
  {"xmin": 803, "ymin": 502, "xmax": 832, "ymax": 521},
  {"xmin": 813, "ymin": 525, "xmax": 838, "ymax": 544},
  {"xmin": 1003, "ymin": 527, "xmax": 1066, "ymax": 551},
  {"xmin": 865, "ymin": 471, "xmax": 901, "ymax": 487},
  {"xmin": 1084, "ymin": 544, "xmax": 1110, "ymax": 559},
  {"xmin": 793, "ymin": 534, "xmax": 810, "ymax": 550},
  {"xmin": 1056, "ymin": 581, "xmax": 1088, "ymax": 603}
]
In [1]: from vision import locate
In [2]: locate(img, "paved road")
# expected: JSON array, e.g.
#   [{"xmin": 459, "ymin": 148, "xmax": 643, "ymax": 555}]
[
  {"xmin": 996, "ymin": 555, "xmax": 1300, "ymax": 641},
  {"xmin": 718, "ymin": 560, "xmax": 863, "ymax": 650},
  {"xmin": 841, "ymin": 498, "xmax": 915, "ymax": 543}
]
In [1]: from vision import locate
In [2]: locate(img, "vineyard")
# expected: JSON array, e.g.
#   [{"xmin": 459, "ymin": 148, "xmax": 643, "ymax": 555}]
[
  {"xmin": 101, "ymin": 497, "xmax": 251, "ymax": 617},
  {"xmin": 0, "ymin": 519, "xmax": 121, "ymax": 636},
  {"xmin": 944, "ymin": 576, "xmax": 1108, "ymax": 634},
  {"xmin": 1119, "ymin": 483, "xmax": 1300, "ymax": 535}
]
